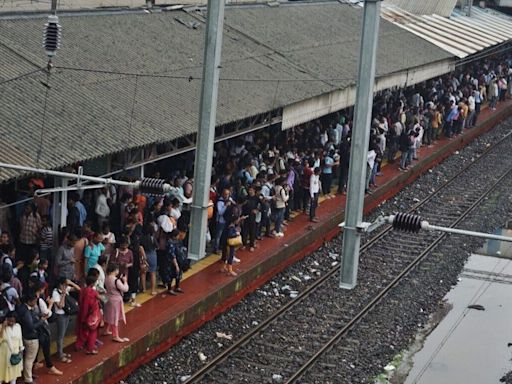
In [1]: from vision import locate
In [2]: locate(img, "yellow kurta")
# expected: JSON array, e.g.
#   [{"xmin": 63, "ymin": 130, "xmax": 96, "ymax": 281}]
[{"xmin": 0, "ymin": 324, "xmax": 23, "ymax": 382}]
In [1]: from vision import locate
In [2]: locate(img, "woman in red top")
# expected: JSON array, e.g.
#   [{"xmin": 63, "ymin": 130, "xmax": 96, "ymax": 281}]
[{"xmin": 76, "ymin": 274, "xmax": 101, "ymax": 354}]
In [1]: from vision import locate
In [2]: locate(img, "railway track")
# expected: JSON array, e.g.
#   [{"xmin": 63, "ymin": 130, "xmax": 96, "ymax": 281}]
[{"xmin": 184, "ymin": 130, "xmax": 512, "ymax": 384}]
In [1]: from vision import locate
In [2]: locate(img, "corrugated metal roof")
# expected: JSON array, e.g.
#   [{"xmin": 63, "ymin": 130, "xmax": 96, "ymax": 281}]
[
  {"xmin": 0, "ymin": 2, "xmax": 452, "ymax": 182},
  {"xmin": 383, "ymin": 0, "xmax": 457, "ymax": 17},
  {"xmin": 381, "ymin": 5, "xmax": 512, "ymax": 58}
]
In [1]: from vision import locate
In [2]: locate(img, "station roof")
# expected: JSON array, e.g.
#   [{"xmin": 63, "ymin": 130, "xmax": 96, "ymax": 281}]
[
  {"xmin": 0, "ymin": 2, "xmax": 452, "ymax": 182},
  {"xmin": 381, "ymin": 5, "xmax": 512, "ymax": 58},
  {"xmin": 383, "ymin": 0, "xmax": 457, "ymax": 18}
]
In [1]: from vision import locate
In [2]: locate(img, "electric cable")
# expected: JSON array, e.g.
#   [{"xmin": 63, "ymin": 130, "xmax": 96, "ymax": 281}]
[{"xmin": 0, "ymin": 68, "xmax": 45, "ymax": 86}]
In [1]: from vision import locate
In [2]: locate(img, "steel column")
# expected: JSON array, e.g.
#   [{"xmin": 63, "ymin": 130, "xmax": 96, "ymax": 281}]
[
  {"xmin": 59, "ymin": 178, "xmax": 68, "ymax": 229},
  {"xmin": 340, "ymin": 0, "xmax": 382, "ymax": 289},
  {"xmin": 188, "ymin": 0, "xmax": 225, "ymax": 260},
  {"xmin": 52, "ymin": 177, "xmax": 61, "ymax": 251}
]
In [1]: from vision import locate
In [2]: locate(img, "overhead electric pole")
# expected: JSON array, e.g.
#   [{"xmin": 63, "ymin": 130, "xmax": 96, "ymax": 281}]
[
  {"xmin": 188, "ymin": 0, "xmax": 226, "ymax": 261},
  {"xmin": 340, "ymin": 0, "xmax": 382, "ymax": 289}
]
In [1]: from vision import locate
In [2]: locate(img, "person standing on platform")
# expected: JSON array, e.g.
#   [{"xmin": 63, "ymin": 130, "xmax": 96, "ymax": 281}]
[
  {"xmin": 0, "ymin": 311, "xmax": 23, "ymax": 384},
  {"xmin": 32, "ymin": 280, "xmax": 62, "ymax": 376},
  {"xmin": 309, "ymin": 167, "xmax": 321, "ymax": 223},
  {"xmin": 95, "ymin": 188, "xmax": 110, "ymax": 229},
  {"xmin": 103, "ymin": 263, "xmax": 129, "ymax": 343},
  {"xmin": 140, "ymin": 222, "xmax": 158, "ymax": 296},
  {"xmin": 224, "ymin": 219, "xmax": 241, "ymax": 277},
  {"xmin": 55, "ymin": 234, "xmax": 76, "ymax": 282},
  {"xmin": 302, "ymin": 159, "xmax": 313, "ymax": 211},
  {"xmin": 52, "ymin": 277, "xmax": 80, "ymax": 364},
  {"xmin": 162, "ymin": 230, "xmax": 183, "ymax": 295},
  {"xmin": 76, "ymin": 274, "xmax": 101, "ymax": 355},
  {"xmin": 213, "ymin": 189, "xmax": 231, "ymax": 255},
  {"xmin": 320, "ymin": 150, "xmax": 335, "ymax": 199},
  {"xmin": 111, "ymin": 236, "xmax": 135, "ymax": 305},
  {"xmin": 18, "ymin": 204, "xmax": 41, "ymax": 265},
  {"xmin": 17, "ymin": 292, "xmax": 40, "ymax": 384},
  {"xmin": 84, "ymin": 233, "xmax": 105, "ymax": 274}
]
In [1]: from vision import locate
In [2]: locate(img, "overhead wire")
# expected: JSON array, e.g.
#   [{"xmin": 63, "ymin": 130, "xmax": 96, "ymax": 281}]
[
  {"xmin": 55, "ymin": 65, "xmax": 355, "ymax": 83},
  {"xmin": 0, "ymin": 67, "xmax": 45, "ymax": 86}
]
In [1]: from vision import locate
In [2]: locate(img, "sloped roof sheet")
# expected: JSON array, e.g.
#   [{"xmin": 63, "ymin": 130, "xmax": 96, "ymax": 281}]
[
  {"xmin": 383, "ymin": 0, "xmax": 457, "ymax": 17},
  {"xmin": 381, "ymin": 5, "xmax": 512, "ymax": 58},
  {"xmin": 0, "ymin": 2, "xmax": 452, "ymax": 181}
]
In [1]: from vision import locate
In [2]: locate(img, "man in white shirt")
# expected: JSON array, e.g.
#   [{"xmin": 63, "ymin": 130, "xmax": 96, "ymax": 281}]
[
  {"xmin": 309, "ymin": 167, "xmax": 321, "ymax": 223},
  {"xmin": 467, "ymin": 93, "xmax": 476, "ymax": 128},
  {"xmin": 366, "ymin": 149, "xmax": 376, "ymax": 194},
  {"xmin": 95, "ymin": 188, "xmax": 110, "ymax": 228}
]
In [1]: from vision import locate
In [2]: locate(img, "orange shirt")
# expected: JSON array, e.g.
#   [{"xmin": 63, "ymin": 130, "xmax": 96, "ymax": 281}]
[{"xmin": 134, "ymin": 195, "xmax": 147, "ymax": 215}]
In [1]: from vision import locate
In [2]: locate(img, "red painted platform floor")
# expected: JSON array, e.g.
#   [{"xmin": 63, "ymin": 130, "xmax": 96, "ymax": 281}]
[{"xmin": 39, "ymin": 101, "xmax": 512, "ymax": 384}]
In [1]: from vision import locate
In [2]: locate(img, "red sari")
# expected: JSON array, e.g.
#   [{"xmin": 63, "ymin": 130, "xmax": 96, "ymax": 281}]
[{"xmin": 76, "ymin": 286, "xmax": 101, "ymax": 352}]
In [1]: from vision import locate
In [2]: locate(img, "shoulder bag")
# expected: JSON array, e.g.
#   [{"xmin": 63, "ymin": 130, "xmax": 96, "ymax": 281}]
[{"xmin": 6, "ymin": 333, "xmax": 22, "ymax": 366}]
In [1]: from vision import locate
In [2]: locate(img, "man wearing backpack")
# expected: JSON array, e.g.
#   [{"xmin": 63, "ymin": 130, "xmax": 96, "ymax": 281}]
[
  {"xmin": 17, "ymin": 291, "xmax": 41, "ymax": 384},
  {"xmin": 0, "ymin": 270, "xmax": 19, "ymax": 316},
  {"xmin": 212, "ymin": 189, "xmax": 232, "ymax": 255},
  {"xmin": 259, "ymin": 175, "xmax": 275, "ymax": 238}
]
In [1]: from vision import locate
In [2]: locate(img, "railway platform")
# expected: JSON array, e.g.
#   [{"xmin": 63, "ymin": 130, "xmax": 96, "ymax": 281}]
[{"xmin": 40, "ymin": 100, "xmax": 512, "ymax": 384}]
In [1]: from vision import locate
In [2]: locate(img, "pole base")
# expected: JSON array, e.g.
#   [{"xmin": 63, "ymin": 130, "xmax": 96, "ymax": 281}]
[{"xmin": 339, "ymin": 281, "xmax": 357, "ymax": 290}]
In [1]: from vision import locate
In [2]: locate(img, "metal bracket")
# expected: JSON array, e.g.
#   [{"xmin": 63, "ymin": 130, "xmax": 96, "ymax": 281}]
[
  {"xmin": 339, "ymin": 215, "xmax": 388, "ymax": 234},
  {"xmin": 35, "ymin": 183, "xmax": 108, "ymax": 195}
]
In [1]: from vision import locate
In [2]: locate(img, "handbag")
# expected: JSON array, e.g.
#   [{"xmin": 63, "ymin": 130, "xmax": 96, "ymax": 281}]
[
  {"xmin": 37, "ymin": 322, "xmax": 51, "ymax": 344},
  {"xmin": 139, "ymin": 246, "xmax": 149, "ymax": 274},
  {"xmin": 227, "ymin": 235, "xmax": 243, "ymax": 247},
  {"xmin": 6, "ymin": 336, "xmax": 22, "ymax": 366},
  {"xmin": 9, "ymin": 352, "xmax": 22, "ymax": 366},
  {"xmin": 63, "ymin": 293, "xmax": 79, "ymax": 316}
]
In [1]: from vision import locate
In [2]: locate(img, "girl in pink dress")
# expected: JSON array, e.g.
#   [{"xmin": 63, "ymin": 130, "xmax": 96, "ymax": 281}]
[{"xmin": 103, "ymin": 263, "xmax": 129, "ymax": 343}]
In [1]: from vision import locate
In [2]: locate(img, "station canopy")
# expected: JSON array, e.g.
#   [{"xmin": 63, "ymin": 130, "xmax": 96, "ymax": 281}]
[{"xmin": 0, "ymin": 1, "xmax": 454, "ymax": 182}]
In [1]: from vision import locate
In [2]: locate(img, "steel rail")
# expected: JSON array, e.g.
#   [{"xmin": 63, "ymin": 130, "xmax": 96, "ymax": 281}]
[
  {"xmin": 285, "ymin": 157, "xmax": 512, "ymax": 383},
  {"xmin": 185, "ymin": 129, "xmax": 512, "ymax": 383}
]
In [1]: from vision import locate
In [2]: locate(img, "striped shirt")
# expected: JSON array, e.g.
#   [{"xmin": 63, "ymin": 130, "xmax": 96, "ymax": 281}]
[{"xmin": 40, "ymin": 226, "xmax": 53, "ymax": 251}]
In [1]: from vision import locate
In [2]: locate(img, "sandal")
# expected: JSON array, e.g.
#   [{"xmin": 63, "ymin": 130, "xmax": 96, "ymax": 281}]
[
  {"xmin": 112, "ymin": 337, "xmax": 127, "ymax": 343},
  {"xmin": 49, "ymin": 366, "xmax": 63, "ymax": 376},
  {"xmin": 60, "ymin": 357, "xmax": 72, "ymax": 364},
  {"xmin": 129, "ymin": 301, "xmax": 141, "ymax": 307},
  {"xmin": 86, "ymin": 350, "xmax": 99, "ymax": 355},
  {"xmin": 151, "ymin": 291, "xmax": 158, "ymax": 296}
]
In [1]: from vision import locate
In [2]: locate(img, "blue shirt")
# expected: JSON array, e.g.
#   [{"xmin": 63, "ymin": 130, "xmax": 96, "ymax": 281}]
[
  {"xmin": 84, "ymin": 243, "xmax": 105, "ymax": 271},
  {"xmin": 322, "ymin": 156, "xmax": 334, "ymax": 174},
  {"xmin": 75, "ymin": 201, "xmax": 87, "ymax": 227}
]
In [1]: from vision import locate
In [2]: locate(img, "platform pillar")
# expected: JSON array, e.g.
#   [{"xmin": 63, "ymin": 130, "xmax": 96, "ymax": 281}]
[
  {"xmin": 188, "ymin": 0, "xmax": 226, "ymax": 260},
  {"xmin": 340, "ymin": 0, "xmax": 382, "ymax": 289}
]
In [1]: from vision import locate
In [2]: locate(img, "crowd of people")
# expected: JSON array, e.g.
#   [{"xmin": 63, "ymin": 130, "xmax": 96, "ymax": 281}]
[{"xmin": 0, "ymin": 54, "xmax": 509, "ymax": 382}]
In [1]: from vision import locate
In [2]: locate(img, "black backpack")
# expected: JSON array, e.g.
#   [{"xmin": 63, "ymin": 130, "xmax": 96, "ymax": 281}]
[
  {"xmin": 223, "ymin": 203, "xmax": 241, "ymax": 225},
  {"xmin": 0, "ymin": 287, "xmax": 14, "ymax": 321},
  {"xmin": 399, "ymin": 130, "xmax": 409, "ymax": 151},
  {"xmin": 176, "ymin": 246, "xmax": 191, "ymax": 272}
]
